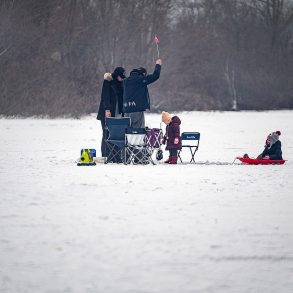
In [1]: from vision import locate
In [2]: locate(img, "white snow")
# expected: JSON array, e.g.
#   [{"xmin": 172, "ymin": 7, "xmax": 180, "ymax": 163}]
[{"xmin": 0, "ymin": 111, "xmax": 293, "ymax": 293}]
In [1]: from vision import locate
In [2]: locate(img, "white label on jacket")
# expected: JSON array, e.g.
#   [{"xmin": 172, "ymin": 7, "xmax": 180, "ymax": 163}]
[{"xmin": 124, "ymin": 101, "xmax": 136, "ymax": 107}]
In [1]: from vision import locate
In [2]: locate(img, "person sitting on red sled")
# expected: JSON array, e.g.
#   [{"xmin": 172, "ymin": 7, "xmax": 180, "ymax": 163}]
[{"xmin": 254, "ymin": 130, "xmax": 283, "ymax": 160}]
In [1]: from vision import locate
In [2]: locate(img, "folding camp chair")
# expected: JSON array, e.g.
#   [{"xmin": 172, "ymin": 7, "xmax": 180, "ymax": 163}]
[
  {"xmin": 178, "ymin": 132, "xmax": 200, "ymax": 163},
  {"xmin": 105, "ymin": 117, "xmax": 131, "ymax": 164},
  {"xmin": 125, "ymin": 128, "xmax": 154, "ymax": 164}
]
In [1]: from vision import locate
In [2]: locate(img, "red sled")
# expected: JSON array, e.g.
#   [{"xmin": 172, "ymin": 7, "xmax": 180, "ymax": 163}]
[{"xmin": 237, "ymin": 157, "xmax": 286, "ymax": 165}]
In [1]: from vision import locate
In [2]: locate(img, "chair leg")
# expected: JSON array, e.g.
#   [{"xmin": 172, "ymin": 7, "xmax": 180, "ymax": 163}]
[
  {"xmin": 125, "ymin": 147, "xmax": 133, "ymax": 164},
  {"xmin": 178, "ymin": 150, "xmax": 183, "ymax": 163},
  {"xmin": 147, "ymin": 146, "xmax": 156, "ymax": 165},
  {"xmin": 147, "ymin": 147, "xmax": 156, "ymax": 165},
  {"xmin": 124, "ymin": 148, "xmax": 126, "ymax": 164},
  {"xmin": 189, "ymin": 147, "xmax": 198, "ymax": 163},
  {"xmin": 105, "ymin": 143, "xmax": 124, "ymax": 164},
  {"xmin": 105, "ymin": 143, "xmax": 115, "ymax": 163}
]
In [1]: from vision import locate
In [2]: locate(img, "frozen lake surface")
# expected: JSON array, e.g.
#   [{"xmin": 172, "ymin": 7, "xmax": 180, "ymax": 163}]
[{"xmin": 1, "ymin": 111, "xmax": 293, "ymax": 293}]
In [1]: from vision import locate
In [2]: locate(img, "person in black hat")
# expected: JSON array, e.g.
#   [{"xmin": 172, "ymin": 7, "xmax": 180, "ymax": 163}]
[
  {"xmin": 123, "ymin": 59, "xmax": 162, "ymax": 128},
  {"xmin": 97, "ymin": 67, "xmax": 126, "ymax": 158}
]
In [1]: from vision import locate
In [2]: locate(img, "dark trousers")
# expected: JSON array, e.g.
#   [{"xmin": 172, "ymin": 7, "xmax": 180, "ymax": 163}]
[
  {"xmin": 100, "ymin": 120, "xmax": 108, "ymax": 157},
  {"xmin": 169, "ymin": 149, "xmax": 177, "ymax": 157},
  {"xmin": 124, "ymin": 111, "xmax": 145, "ymax": 128}
]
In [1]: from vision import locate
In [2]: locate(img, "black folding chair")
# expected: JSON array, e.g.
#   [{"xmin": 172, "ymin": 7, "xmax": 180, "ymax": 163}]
[
  {"xmin": 178, "ymin": 132, "xmax": 200, "ymax": 163},
  {"xmin": 105, "ymin": 117, "xmax": 131, "ymax": 164}
]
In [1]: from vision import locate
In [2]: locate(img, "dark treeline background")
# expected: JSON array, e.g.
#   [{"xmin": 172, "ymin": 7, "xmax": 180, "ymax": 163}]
[{"xmin": 1, "ymin": 0, "xmax": 293, "ymax": 116}]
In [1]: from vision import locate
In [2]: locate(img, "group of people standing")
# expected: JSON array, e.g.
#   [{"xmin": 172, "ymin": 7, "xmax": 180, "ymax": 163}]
[{"xmin": 97, "ymin": 59, "xmax": 162, "ymax": 158}]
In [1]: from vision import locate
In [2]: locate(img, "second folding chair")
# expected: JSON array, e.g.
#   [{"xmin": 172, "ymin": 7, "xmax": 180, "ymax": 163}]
[
  {"xmin": 178, "ymin": 132, "xmax": 200, "ymax": 163},
  {"xmin": 125, "ymin": 128, "xmax": 153, "ymax": 165}
]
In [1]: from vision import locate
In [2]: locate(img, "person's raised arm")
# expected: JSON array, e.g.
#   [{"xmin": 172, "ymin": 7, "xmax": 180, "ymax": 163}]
[{"xmin": 143, "ymin": 59, "xmax": 162, "ymax": 85}]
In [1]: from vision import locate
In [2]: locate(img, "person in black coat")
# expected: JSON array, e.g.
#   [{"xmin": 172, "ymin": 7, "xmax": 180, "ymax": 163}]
[
  {"xmin": 97, "ymin": 67, "xmax": 125, "ymax": 157},
  {"xmin": 123, "ymin": 59, "xmax": 162, "ymax": 128},
  {"xmin": 257, "ymin": 131, "xmax": 283, "ymax": 160}
]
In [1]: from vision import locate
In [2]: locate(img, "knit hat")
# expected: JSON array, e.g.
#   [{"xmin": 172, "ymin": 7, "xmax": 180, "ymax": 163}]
[
  {"xmin": 137, "ymin": 67, "xmax": 147, "ymax": 76},
  {"xmin": 130, "ymin": 67, "xmax": 147, "ymax": 76},
  {"xmin": 162, "ymin": 111, "xmax": 172, "ymax": 124},
  {"xmin": 268, "ymin": 131, "xmax": 281, "ymax": 146},
  {"xmin": 112, "ymin": 67, "xmax": 125, "ymax": 79}
]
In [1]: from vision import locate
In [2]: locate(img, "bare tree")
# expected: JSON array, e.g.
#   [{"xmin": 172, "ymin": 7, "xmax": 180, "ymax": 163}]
[{"xmin": 0, "ymin": 0, "xmax": 293, "ymax": 116}]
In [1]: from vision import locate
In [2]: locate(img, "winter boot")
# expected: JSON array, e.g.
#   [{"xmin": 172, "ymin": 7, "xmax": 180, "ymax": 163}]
[{"xmin": 169, "ymin": 156, "xmax": 178, "ymax": 164}]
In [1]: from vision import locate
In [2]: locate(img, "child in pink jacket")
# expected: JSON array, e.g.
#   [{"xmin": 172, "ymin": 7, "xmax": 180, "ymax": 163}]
[{"xmin": 162, "ymin": 111, "xmax": 182, "ymax": 164}]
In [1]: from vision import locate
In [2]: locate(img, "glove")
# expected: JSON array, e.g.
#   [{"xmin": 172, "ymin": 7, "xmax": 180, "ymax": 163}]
[
  {"xmin": 263, "ymin": 155, "xmax": 270, "ymax": 160},
  {"xmin": 174, "ymin": 137, "xmax": 179, "ymax": 145}
]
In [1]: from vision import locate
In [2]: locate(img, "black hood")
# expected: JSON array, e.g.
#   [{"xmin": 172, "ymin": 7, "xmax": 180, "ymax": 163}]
[
  {"xmin": 171, "ymin": 116, "xmax": 181, "ymax": 125},
  {"xmin": 112, "ymin": 67, "xmax": 125, "ymax": 80},
  {"xmin": 130, "ymin": 67, "xmax": 147, "ymax": 76}
]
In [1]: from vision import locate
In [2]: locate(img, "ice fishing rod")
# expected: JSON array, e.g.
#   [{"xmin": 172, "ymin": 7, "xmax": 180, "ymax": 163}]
[
  {"xmin": 152, "ymin": 35, "xmax": 160, "ymax": 62},
  {"xmin": 154, "ymin": 35, "xmax": 159, "ymax": 58}
]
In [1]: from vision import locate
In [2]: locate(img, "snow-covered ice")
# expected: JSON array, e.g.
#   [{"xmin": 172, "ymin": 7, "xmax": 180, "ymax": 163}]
[{"xmin": 0, "ymin": 111, "xmax": 293, "ymax": 293}]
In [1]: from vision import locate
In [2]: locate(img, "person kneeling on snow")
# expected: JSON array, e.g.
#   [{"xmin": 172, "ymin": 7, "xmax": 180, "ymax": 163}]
[
  {"xmin": 256, "ymin": 130, "xmax": 283, "ymax": 160},
  {"xmin": 161, "ymin": 111, "xmax": 182, "ymax": 164}
]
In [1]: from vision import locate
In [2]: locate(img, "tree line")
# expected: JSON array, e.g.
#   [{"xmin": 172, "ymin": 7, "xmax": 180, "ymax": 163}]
[{"xmin": 0, "ymin": 0, "xmax": 293, "ymax": 116}]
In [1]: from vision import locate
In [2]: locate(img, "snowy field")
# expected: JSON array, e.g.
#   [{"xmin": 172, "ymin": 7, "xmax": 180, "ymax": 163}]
[{"xmin": 1, "ymin": 111, "xmax": 293, "ymax": 293}]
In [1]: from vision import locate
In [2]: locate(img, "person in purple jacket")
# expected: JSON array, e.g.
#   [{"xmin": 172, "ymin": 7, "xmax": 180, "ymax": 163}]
[{"xmin": 161, "ymin": 111, "xmax": 182, "ymax": 164}]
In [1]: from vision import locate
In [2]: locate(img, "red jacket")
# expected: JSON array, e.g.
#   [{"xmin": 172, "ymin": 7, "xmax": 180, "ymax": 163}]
[{"xmin": 164, "ymin": 116, "xmax": 182, "ymax": 150}]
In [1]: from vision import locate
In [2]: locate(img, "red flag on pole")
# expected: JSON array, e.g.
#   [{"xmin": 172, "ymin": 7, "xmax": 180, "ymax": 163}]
[
  {"xmin": 154, "ymin": 35, "xmax": 160, "ymax": 58},
  {"xmin": 154, "ymin": 35, "xmax": 159, "ymax": 45}
]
